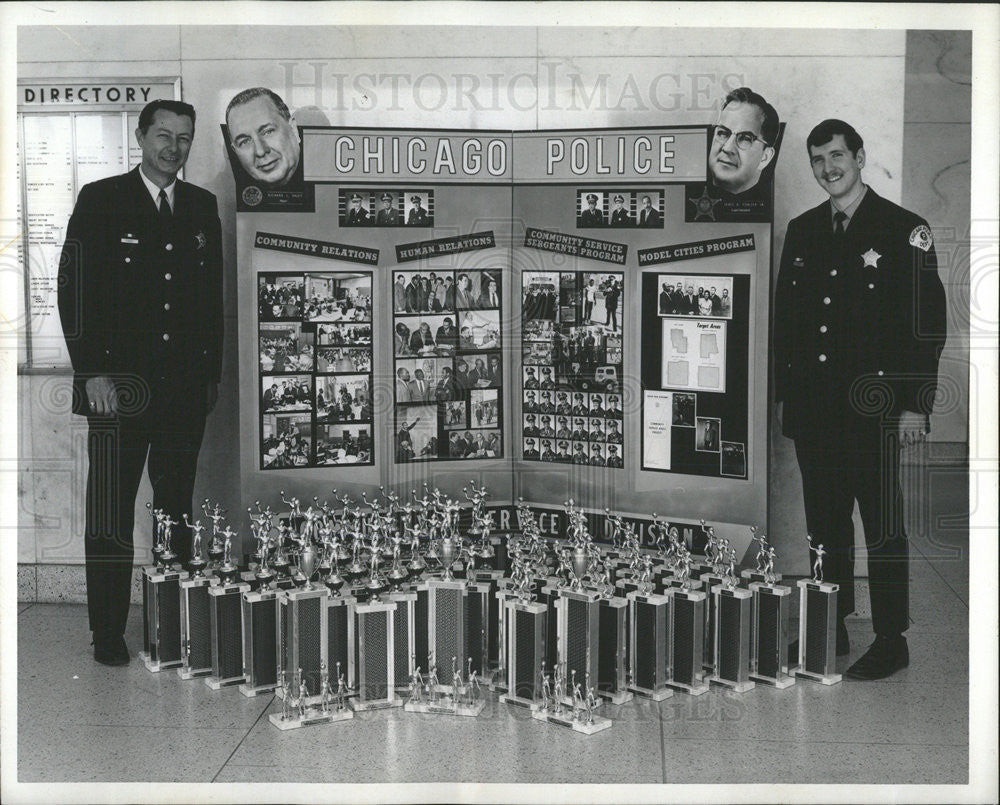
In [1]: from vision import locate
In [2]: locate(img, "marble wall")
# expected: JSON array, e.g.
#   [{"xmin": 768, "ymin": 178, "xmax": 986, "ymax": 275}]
[{"xmin": 16, "ymin": 26, "xmax": 968, "ymax": 595}]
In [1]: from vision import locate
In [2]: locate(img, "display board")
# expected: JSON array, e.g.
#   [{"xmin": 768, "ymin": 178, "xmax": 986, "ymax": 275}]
[
  {"xmin": 16, "ymin": 77, "xmax": 181, "ymax": 368},
  {"xmin": 233, "ymin": 117, "xmax": 778, "ymax": 549}
]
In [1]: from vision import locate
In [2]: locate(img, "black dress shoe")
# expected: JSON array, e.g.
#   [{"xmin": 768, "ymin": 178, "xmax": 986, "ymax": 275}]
[
  {"xmin": 845, "ymin": 635, "xmax": 908, "ymax": 680},
  {"xmin": 789, "ymin": 620, "xmax": 850, "ymax": 662},
  {"xmin": 93, "ymin": 636, "xmax": 130, "ymax": 666}
]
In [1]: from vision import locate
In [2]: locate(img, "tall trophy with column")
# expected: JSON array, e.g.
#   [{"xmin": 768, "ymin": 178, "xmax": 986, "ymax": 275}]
[
  {"xmin": 178, "ymin": 514, "xmax": 214, "ymax": 680},
  {"xmin": 793, "ymin": 535, "xmax": 842, "ymax": 685},
  {"xmin": 748, "ymin": 538, "xmax": 795, "ymax": 688},
  {"xmin": 141, "ymin": 505, "xmax": 184, "ymax": 672}
]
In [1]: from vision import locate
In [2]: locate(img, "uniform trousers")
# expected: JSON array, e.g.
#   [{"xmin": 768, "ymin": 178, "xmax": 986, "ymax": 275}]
[
  {"xmin": 84, "ymin": 379, "xmax": 206, "ymax": 640},
  {"xmin": 794, "ymin": 425, "xmax": 909, "ymax": 636}
]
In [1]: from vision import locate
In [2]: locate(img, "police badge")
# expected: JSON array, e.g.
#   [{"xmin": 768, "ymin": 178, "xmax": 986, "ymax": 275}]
[
  {"xmin": 195, "ymin": 231, "xmax": 207, "ymax": 250},
  {"xmin": 908, "ymin": 224, "xmax": 933, "ymax": 252}
]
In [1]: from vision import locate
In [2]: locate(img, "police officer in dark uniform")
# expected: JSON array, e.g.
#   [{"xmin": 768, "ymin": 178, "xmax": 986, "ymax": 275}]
[
  {"xmin": 376, "ymin": 192, "xmax": 399, "ymax": 225},
  {"xmin": 57, "ymin": 100, "xmax": 223, "ymax": 666},
  {"xmin": 407, "ymin": 195, "xmax": 429, "ymax": 225},
  {"xmin": 346, "ymin": 192, "xmax": 370, "ymax": 225},
  {"xmin": 606, "ymin": 444, "xmax": 623, "ymax": 468},
  {"xmin": 523, "ymin": 438, "xmax": 540, "ymax": 459},
  {"xmin": 774, "ymin": 119, "xmax": 946, "ymax": 680},
  {"xmin": 579, "ymin": 193, "xmax": 605, "ymax": 227}
]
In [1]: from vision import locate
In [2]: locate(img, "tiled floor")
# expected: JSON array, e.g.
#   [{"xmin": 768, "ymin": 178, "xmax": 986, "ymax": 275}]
[{"xmin": 15, "ymin": 472, "xmax": 970, "ymax": 786}]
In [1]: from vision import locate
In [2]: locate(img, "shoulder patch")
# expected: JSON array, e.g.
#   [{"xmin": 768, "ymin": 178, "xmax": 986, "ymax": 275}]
[{"xmin": 909, "ymin": 224, "xmax": 933, "ymax": 252}]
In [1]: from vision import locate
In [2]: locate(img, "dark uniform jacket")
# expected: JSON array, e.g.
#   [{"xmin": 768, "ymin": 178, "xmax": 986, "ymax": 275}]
[
  {"xmin": 58, "ymin": 168, "xmax": 223, "ymax": 416},
  {"xmin": 774, "ymin": 188, "xmax": 946, "ymax": 446}
]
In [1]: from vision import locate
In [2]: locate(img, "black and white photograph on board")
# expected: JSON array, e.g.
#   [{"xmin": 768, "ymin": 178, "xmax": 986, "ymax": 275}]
[
  {"xmin": 521, "ymin": 272, "xmax": 559, "ymax": 319},
  {"xmin": 302, "ymin": 272, "xmax": 372, "ymax": 322},
  {"xmin": 695, "ymin": 416, "xmax": 721, "ymax": 452},
  {"xmin": 404, "ymin": 191, "xmax": 433, "ymax": 226},
  {"xmin": 261, "ymin": 413, "xmax": 312, "ymax": 470},
  {"xmin": 395, "ymin": 404, "xmax": 438, "ymax": 462},
  {"xmin": 261, "ymin": 374, "xmax": 313, "ymax": 413},
  {"xmin": 658, "ymin": 274, "xmax": 734, "ymax": 319},
  {"xmin": 393, "ymin": 270, "xmax": 457, "ymax": 314},
  {"xmin": 258, "ymin": 273, "xmax": 304, "ymax": 320},
  {"xmin": 316, "ymin": 322, "xmax": 372, "ymax": 346},
  {"xmin": 672, "ymin": 391, "xmax": 697, "ymax": 426},
  {"xmin": 259, "ymin": 322, "xmax": 314, "ymax": 373},
  {"xmin": 720, "ymin": 440, "xmax": 747, "ymax": 478},
  {"xmin": 448, "ymin": 429, "xmax": 501, "ymax": 459},
  {"xmin": 636, "ymin": 191, "xmax": 665, "ymax": 228},
  {"xmin": 443, "ymin": 400, "xmax": 467, "ymax": 429},
  {"xmin": 315, "ymin": 423, "xmax": 372, "ymax": 465},
  {"xmin": 394, "ymin": 314, "xmax": 459, "ymax": 356},
  {"xmin": 457, "ymin": 309, "xmax": 500, "ymax": 351},
  {"xmin": 577, "ymin": 190, "xmax": 607, "ymax": 227},
  {"xmin": 314, "ymin": 374, "xmax": 371, "ymax": 423},
  {"xmin": 316, "ymin": 346, "xmax": 371, "ymax": 373}
]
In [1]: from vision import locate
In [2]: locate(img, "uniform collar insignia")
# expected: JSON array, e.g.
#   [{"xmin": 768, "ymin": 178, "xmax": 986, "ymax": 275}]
[{"xmin": 861, "ymin": 248, "xmax": 881, "ymax": 268}]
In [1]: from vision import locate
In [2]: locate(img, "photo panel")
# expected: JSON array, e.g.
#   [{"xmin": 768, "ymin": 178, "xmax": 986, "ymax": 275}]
[
  {"xmin": 316, "ymin": 423, "xmax": 373, "ymax": 466},
  {"xmin": 580, "ymin": 272, "xmax": 623, "ymax": 331},
  {"xmin": 571, "ymin": 441, "xmax": 590, "ymax": 464},
  {"xmin": 577, "ymin": 190, "xmax": 607, "ymax": 228},
  {"xmin": 340, "ymin": 189, "xmax": 374, "ymax": 226},
  {"xmin": 523, "ymin": 318, "xmax": 556, "ymax": 342},
  {"xmin": 635, "ymin": 190, "xmax": 665, "ymax": 228},
  {"xmin": 606, "ymin": 191, "xmax": 635, "ymax": 228},
  {"xmin": 303, "ymin": 272, "xmax": 372, "ymax": 322},
  {"xmin": 315, "ymin": 373, "xmax": 371, "ymax": 423},
  {"xmin": 258, "ymin": 273, "xmax": 304, "ymax": 321},
  {"xmin": 257, "ymin": 268, "xmax": 375, "ymax": 470},
  {"xmin": 672, "ymin": 391, "xmax": 697, "ymax": 427},
  {"xmin": 262, "ymin": 413, "xmax": 312, "ymax": 470},
  {"xmin": 259, "ymin": 322, "xmax": 314, "ymax": 373},
  {"xmin": 589, "ymin": 442, "xmax": 607, "ymax": 466},
  {"xmin": 392, "ymin": 268, "xmax": 504, "ymax": 463}
]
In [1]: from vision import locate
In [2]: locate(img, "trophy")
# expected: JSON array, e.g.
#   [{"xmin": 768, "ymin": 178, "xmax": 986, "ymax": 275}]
[
  {"xmin": 351, "ymin": 594, "xmax": 403, "ymax": 710},
  {"xmin": 748, "ymin": 545, "xmax": 795, "ymax": 688},
  {"xmin": 269, "ymin": 663, "xmax": 354, "ymax": 730},
  {"xmin": 532, "ymin": 661, "xmax": 612, "ymax": 734},
  {"xmin": 706, "ymin": 547, "xmax": 755, "ymax": 693},
  {"xmin": 793, "ymin": 535, "xmax": 842, "ymax": 685},
  {"xmin": 663, "ymin": 544, "xmax": 709, "ymax": 695},
  {"xmin": 215, "ymin": 525, "xmax": 241, "ymax": 584},
  {"xmin": 177, "ymin": 514, "xmax": 214, "ymax": 680},
  {"xmin": 627, "ymin": 585, "xmax": 673, "ymax": 701},
  {"xmin": 405, "ymin": 654, "xmax": 485, "ymax": 717},
  {"xmin": 202, "ymin": 499, "xmax": 227, "ymax": 570},
  {"xmin": 239, "ymin": 580, "xmax": 280, "ymax": 697},
  {"xmin": 140, "ymin": 504, "xmax": 184, "ymax": 673},
  {"xmin": 697, "ymin": 534, "xmax": 727, "ymax": 675},
  {"xmin": 206, "ymin": 572, "xmax": 250, "ymax": 689},
  {"xmin": 277, "ymin": 569, "xmax": 331, "ymax": 704},
  {"xmin": 497, "ymin": 567, "xmax": 548, "ymax": 709}
]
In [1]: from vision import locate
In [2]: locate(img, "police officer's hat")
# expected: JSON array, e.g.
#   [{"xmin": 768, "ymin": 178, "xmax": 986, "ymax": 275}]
[
  {"xmin": 558, "ymin": 416, "xmax": 567, "ymax": 423},
  {"xmin": 608, "ymin": 444, "xmax": 618, "ymax": 451},
  {"xmin": 574, "ymin": 393, "xmax": 584, "ymax": 399},
  {"xmin": 541, "ymin": 415, "xmax": 551, "ymax": 422},
  {"xmin": 526, "ymin": 366, "xmax": 536, "ymax": 373},
  {"xmin": 410, "ymin": 195, "xmax": 421, "ymax": 203},
  {"xmin": 557, "ymin": 392, "xmax": 567, "ymax": 398},
  {"xmin": 541, "ymin": 367, "xmax": 552, "ymax": 374},
  {"xmin": 525, "ymin": 438, "xmax": 535, "ymax": 445},
  {"xmin": 525, "ymin": 414, "xmax": 536, "ymax": 420},
  {"xmin": 559, "ymin": 441, "xmax": 568, "ymax": 448},
  {"xmin": 575, "ymin": 418, "xmax": 584, "ymax": 425},
  {"xmin": 380, "ymin": 192, "xmax": 393, "ymax": 202},
  {"xmin": 586, "ymin": 193, "xmax": 598, "ymax": 203},
  {"xmin": 613, "ymin": 194, "xmax": 624, "ymax": 203},
  {"xmin": 350, "ymin": 192, "xmax": 363, "ymax": 202}
]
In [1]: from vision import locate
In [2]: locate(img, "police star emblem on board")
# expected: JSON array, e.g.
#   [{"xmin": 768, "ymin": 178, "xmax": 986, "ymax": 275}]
[
  {"xmin": 908, "ymin": 224, "xmax": 933, "ymax": 252},
  {"xmin": 861, "ymin": 248, "xmax": 881, "ymax": 268}
]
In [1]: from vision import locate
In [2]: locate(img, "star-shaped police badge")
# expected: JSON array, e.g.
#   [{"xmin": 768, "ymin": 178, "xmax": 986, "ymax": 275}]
[
  {"xmin": 687, "ymin": 185, "xmax": 723, "ymax": 221},
  {"xmin": 195, "ymin": 231, "xmax": 207, "ymax": 250},
  {"xmin": 861, "ymin": 248, "xmax": 881, "ymax": 268}
]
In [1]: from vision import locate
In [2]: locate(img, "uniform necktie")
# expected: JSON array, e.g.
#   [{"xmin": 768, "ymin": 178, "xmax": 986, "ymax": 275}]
[
  {"xmin": 833, "ymin": 210, "xmax": 847, "ymax": 237},
  {"xmin": 158, "ymin": 189, "xmax": 172, "ymax": 224}
]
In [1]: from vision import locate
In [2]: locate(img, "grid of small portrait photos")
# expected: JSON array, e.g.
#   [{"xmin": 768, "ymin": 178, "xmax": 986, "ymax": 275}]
[
  {"xmin": 258, "ymin": 271, "xmax": 374, "ymax": 469},
  {"xmin": 392, "ymin": 268, "xmax": 503, "ymax": 462},
  {"xmin": 339, "ymin": 189, "xmax": 434, "ymax": 228},
  {"xmin": 521, "ymin": 270, "xmax": 625, "ymax": 468},
  {"xmin": 577, "ymin": 189, "xmax": 665, "ymax": 229}
]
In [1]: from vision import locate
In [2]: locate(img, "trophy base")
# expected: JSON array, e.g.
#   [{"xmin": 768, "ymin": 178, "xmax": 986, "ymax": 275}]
[
  {"xmin": 268, "ymin": 707, "xmax": 354, "ymax": 731},
  {"xmin": 489, "ymin": 678, "xmax": 509, "ymax": 693},
  {"xmin": 239, "ymin": 682, "xmax": 278, "ymax": 697},
  {"xmin": 628, "ymin": 684, "xmax": 674, "ymax": 701},
  {"xmin": 140, "ymin": 653, "xmax": 182, "ymax": 673},
  {"xmin": 597, "ymin": 688, "xmax": 633, "ymax": 705},
  {"xmin": 205, "ymin": 674, "xmax": 246, "ymax": 690},
  {"xmin": 792, "ymin": 666, "xmax": 843, "ymax": 686},
  {"xmin": 531, "ymin": 708, "xmax": 612, "ymax": 734},
  {"xmin": 498, "ymin": 693, "xmax": 543, "ymax": 711},
  {"xmin": 665, "ymin": 678, "xmax": 710, "ymax": 696},
  {"xmin": 404, "ymin": 697, "xmax": 486, "ymax": 717},
  {"xmin": 749, "ymin": 672, "xmax": 796, "ymax": 689},
  {"xmin": 176, "ymin": 666, "xmax": 212, "ymax": 680},
  {"xmin": 706, "ymin": 675, "xmax": 756, "ymax": 693},
  {"xmin": 350, "ymin": 695, "xmax": 403, "ymax": 712}
]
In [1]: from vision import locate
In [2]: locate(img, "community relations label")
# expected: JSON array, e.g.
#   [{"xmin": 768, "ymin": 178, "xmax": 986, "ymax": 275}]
[{"xmin": 254, "ymin": 231, "xmax": 379, "ymax": 265}]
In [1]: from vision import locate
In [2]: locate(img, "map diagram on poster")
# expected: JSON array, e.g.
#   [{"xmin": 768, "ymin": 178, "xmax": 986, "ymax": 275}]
[{"xmin": 660, "ymin": 318, "xmax": 727, "ymax": 393}]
